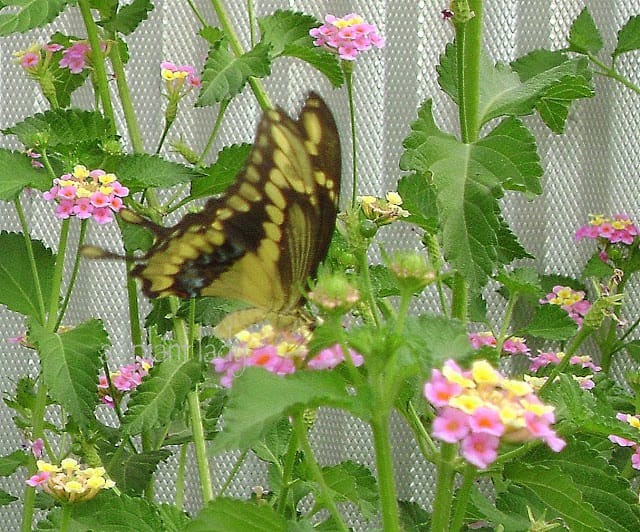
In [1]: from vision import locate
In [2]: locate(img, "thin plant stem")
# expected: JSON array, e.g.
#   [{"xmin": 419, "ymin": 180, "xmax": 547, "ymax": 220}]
[
  {"xmin": 371, "ymin": 410, "xmax": 401, "ymax": 532},
  {"xmin": 175, "ymin": 443, "xmax": 188, "ymax": 510},
  {"xmin": 198, "ymin": 98, "xmax": 230, "ymax": 166},
  {"xmin": 55, "ymin": 219, "xmax": 88, "ymax": 330},
  {"xmin": 275, "ymin": 429, "xmax": 299, "ymax": 515},
  {"xmin": 343, "ymin": 62, "xmax": 358, "ymax": 208},
  {"xmin": 588, "ymin": 54, "xmax": 640, "ymax": 96},
  {"xmin": 218, "ymin": 450, "xmax": 249, "ymax": 497},
  {"xmin": 46, "ymin": 218, "xmax": 71, "ymax": 330},
  {"xmin": 494, "ymin": 293, "xmax": 518, "ymax": 354},
  {"xmin": 292, "ymin": 414, "xmax": 348, "ymax": 531},
  {"xmin": 186, "ymin": 0, "xmax": 208, "ymax": 26},
  {"xmin": 356, "ymin": 247, "xmax": 381, "ymax": 327},
  {"xmin": 450, "ymin": 463, "xmax": 477, "ymax": 532},
  {"xmin": 431, "ymin": 442, "xmax": 459, "ymax": 531}
]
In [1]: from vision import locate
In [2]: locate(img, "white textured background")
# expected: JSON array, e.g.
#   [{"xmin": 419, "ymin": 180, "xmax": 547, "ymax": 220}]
[{"xmin": 1, "ymin": 1, "xmax": 640, "ymax": 529}]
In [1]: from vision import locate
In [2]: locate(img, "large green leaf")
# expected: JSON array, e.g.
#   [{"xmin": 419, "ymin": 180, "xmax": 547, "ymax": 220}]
[
  {"xmin": 114, "ymin": 153, "xmax": 201, "ymax": 191},
  {"xmin": 321, "ymin": 461, "xmax": 378, "ymax": 519},
  {"xmin": 0, "ymin": 450, "xmax": 28, "ymax": 476},
  {"xmin": 400, "ymin": 100, "xmax": 540, "ymax": 288},
  {"xmin": 212, "ymin": 368, "xmax": 369, "ymax": 453},
  {"xmin": 0, "ymin": 149, "xmax": 50, "ymax": 199},
  {"xmin": 186, "ymin": 498, "xmax": 290, "ymax": 532},
  {"xmin": 568, "ymin": 7, "xmax": 603, "ymax": 54},
  {"xmin": 520, "ymin": 304, "xmax": 578, "ymax": 340},
  {"xmin": 121, "ymin": 359, "xmax": 202, "ymax": 436},
  {"xmin": 189, "ymin": 143, "xmax": 251, "ymax": 201},
  {"xmin": 0, "ymin": 0, "xmax": 70, "ymax": 35},
  {"xmin": 197, "ymin": 41, "xmax": 271, "ymax": 106},
  {"xmin": 29, "ymin": 319, "xmax": 110, "ymax": 427},
  {"xmin": 99, "ymin": 0, "xmax": 153, "ymax": 35},
  {"xmin": 0, "ymin": 232, "xmax": 54, "ymax": 321},
  {"xmin": 101, "ymin": 448, "xmax": 171, "ymax": 495}
]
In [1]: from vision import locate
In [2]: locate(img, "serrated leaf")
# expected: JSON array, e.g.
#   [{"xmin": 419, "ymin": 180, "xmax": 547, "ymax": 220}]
[
  {"xmin": 3, "ymin": 109, "xmax": 113, "ymax": 149},
  {"xmin": 121, "ymin": 221, "xmax": 153, "ymax": 253},
  {"xmin": 396, "ymin": 172, "xmax": 439, "ymax": 232},
  {"xmin": 102, "ymin": 449, "xmax": 171, "ymax": 494},
  {"xmin": 400, "ymin": 100, "xmax": 541, "ymax": 288},
  {"xmin": 468, "ymin": 487, "xmax": 531, "ymax": 531},
  {"xmin": 0, "ymin": 450, "xmax": 28, "ymax": 476},
  {"xmin": 190, "ymin": 143, "xmax": 251, "ymax": 201},
  {"xmin": 0, "ymin": 0, "xmax": 70, "ymax": 35},
  {"xmin": 251, "ymin": 417, "xmax": 291, "ymax": 463},
  {"xmin": 398, "ymin": 500, "xmax": 431, "ymax": 531},
  {"xmin": 496, "ymin": 216, "xmax": 534, "ymax": 263},
  {"xmin": 505, "ymin": 462, "xmax": 604, "ymax": 530},
  {"xmin": 0, "ymin": 149, "xmax": 50, "ymax": 199},
  {"xmin": 99, "ymin": 0, "xmax": 153, "ymax": 35},
  {"xmin": 581, "ymin": 252, "xmax": 614, "ymax": 279},
  {"xmin": 322, "ymin": 461, "xmax": 378, "ymax": 519},
  {"xmin": 520, "ymin": 304, "xmax": 578, "ymax": 340},
  {"xmin": 282, "ymin": 44, "xmax": 343, "ymax": 87},
  {"xmin": 495, "ymin": 267, "xmax": 542, "ymax": 297},
  {"xmin": 624, "ymin": 340, "xmax": 640, "ymax": 363},
  {"xmin": 30, "ymin": 319, "xmax": 110, "ymax": 427},
  {"xmin": 121, "ymin": 359, "xmax": 202, "ymax": 436},
  {"xmin": 0, "ymin": 490, "xmax": 17, "ymax": 506},
  {"xmin": 259, "ymin": 10, "xmax": 318, "ymax": 57},
  {"xmin": 114, "ymin": 153, "xmax": 200, "ymax": 191},
  {"xmin": 568, "ymin": 8, "xmax": 603, "ymax": 54},
  {"xmin": 158, "ymin": 504, "xmax": 191, "ymax": 532},
  {"xmin": 197, "ymin": 41, "xmax": 271, "ymax": 106},
  {"xmin": 614, "ymin": 15, "xmax": 640, "ymax": 58},
  {"xmin": 536, "ymin": 75, "xmax": 594, "ymax": 133},
  {"xmin": 0, "ymin": 232, "xmax": 54, "ymax": 321},
  {"xmin": 186, "ymin": 498, "xmax": 289, "ymax": 532},
  {"xmin": 369, "ymin": 264, "xmax": 400, "ymax": 298},
  {"xmin": 212, "ymin": 368, "xmax": 368, "ymax": 453},
  {"xmin": 199, "ymin": 25, "xmax": 224, "ymax": 46}
]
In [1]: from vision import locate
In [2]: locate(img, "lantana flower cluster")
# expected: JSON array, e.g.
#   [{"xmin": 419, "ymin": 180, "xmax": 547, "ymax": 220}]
[
  {"xmin": 212, "ymin": 325, "xmax": 364, "ymax": 388},
  {"xmin": 469, "ymin": 331, "xmax": 530, "ymax": 355},
  {"xmin": 575, "ymin": 214, "xmax": 638, "ymax": 246},
  {"xmin": 424, "ymin": 359, "xmax": 565, "ymax": 469},
  {"xmin": 26, "ymin": 458, "xmax": 115, "ymax": 503},
  {"xmin": 43, "ymin": 165, "xmax": 129, "ymax": 224},
  {"xmin": 526, "ymin": 351, "xmax": 601, "ymax": 390},
  {"xmin": 540, "ymin": 285, "xmax": 591, "ymax": 327},
  {"xmin": 161, "ymin": 61, "xmax": 201, "ymax": 96},
  {"xmin": 15, "ymin": 40, "xmax": 108, "ymax": 75},
  {"xmin": 358, "ymin": 192, "xmax": 410, "ymax": 226},
  {"xmin": 98, "ymin": 357, "xmax": 153, "ymax": 408},
  {"xmin": 310, "ymin": 13, "xmax": 385, "ymax": 61},
  {"xmin": 609, "ymin": 413, "xmax": 640, "ymax": 470}
]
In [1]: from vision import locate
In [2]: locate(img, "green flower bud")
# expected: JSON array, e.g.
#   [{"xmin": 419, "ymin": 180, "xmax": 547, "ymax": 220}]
[
  {"xmin": 308, "ymin": 271, "xmax": 360, "ymax": 315},
  {"xmin": 388, "ymin": 251, "xmax": 436, "ymax": 294}
]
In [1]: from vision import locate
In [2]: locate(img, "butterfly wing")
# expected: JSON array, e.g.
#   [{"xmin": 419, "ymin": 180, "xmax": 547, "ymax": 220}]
[{"xmin": 130, "ymin": 93, "xmax": 341, "ymax": 334}]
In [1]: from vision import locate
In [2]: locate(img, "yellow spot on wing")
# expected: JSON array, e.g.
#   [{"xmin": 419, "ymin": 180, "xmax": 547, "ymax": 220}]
[
  {"xmin": 266, "ymin": 205, "xmax": 284, "ymax": 225},
  {"xmin": 227, "ymin": 195, "xmax": 250, "ymax": 212},
  {"xmin": 264, "ymin": 181, "xmax": 286, "ymax": 210}
]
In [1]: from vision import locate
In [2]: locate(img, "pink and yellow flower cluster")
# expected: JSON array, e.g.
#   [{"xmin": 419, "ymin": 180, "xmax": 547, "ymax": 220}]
[
  {"xmin": 310, "ymin": 13, "xmax": 385, "ymax": 61},
  {"xmin": 26, "ymin": 458, "xmax": 115, "ymax": 503},
  {"xmin": 609, "ymin": 413, "xmax": 640, "ymax": 470},
  {"xmin": 161, "ymin": 61, "xmax": 201, "ymax": 95},
  {"xmin": 43, "ymin": 165, "xmax": 129, "ymax": 224},
  {"xmin": 575, "ymin": 214, "xmax": 638, "ymax": 246},
  {"xmin": 212, "ymin": 325, "xmax": 364, "ymax": 388},
  {"xmin": 424, "ymin": 359, "xmax": 565, "ymax": 469},
  {"xmin": 469, "ymin": 331, "xmax": 530, "ymax": 355},
  {"xmin": 15, "ymin": 40, "xmax": 108, "ymax": 75},
  {"xmin": 98, "ymin": 357, "xmax": 153, "ymax": 408},
  {"xmin": 358, "ymin": 192, "xmax": 410, "ymax": 226},
  {"xmin": 540, "ymin": 285, "xmax": 591, "ymax": 327}
]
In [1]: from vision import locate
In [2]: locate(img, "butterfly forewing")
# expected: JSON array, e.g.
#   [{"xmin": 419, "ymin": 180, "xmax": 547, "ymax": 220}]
[{"xmin": 130, "ymin": 93, "xmax": 340, "ymax": 334}]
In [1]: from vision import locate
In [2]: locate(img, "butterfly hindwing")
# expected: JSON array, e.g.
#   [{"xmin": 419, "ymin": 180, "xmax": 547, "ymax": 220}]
[{"xmin": 130, "ymin": 93, "xmax": 341, "ymax": 334}]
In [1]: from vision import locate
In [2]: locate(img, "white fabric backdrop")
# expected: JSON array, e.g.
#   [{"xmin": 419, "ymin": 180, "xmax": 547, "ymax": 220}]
[{"xmin": 1, "ymin": 1, "xmax": 640, "ymax": 528}]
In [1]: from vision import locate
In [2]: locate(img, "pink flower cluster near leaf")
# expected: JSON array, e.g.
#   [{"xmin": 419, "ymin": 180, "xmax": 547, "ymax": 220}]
[
  {"xmin": 16, "ymin": 41, "xmax": 106, "ymax": 75},
  {"xmin": 540, "ymin": 285, "xmax": 591, "ymax": 327},
  {"xmin": 424, "ymin": 359, "xmax": 565, "ymax": 469},
  {"xmin": 526, "ymin": 351, "xmax": 600, "ymax": 390},
  {"xmin": 310, "ymin": 13, "xmax": 385, "ymax": 60},
  {"xmin": 43, "ymin": 165, "xmax": 129, "ymax": 224},
  {"xmin": 609, "ymin": 413, "xmax": 640, "ymax": 469},
  {"xmin": 212, "ymin": 325, "xmax": 364, "ymax": 388},
  {"xmin": 98, "ymin": 357, "xmax": 153, "ymax": 408},
  {"xmin": 468, "ymin": 332, "xmax": 530, "ymax": 355},
  {"xmin": 59, "ymin": 42, "xmax": 91, "ymax": 73},
  {"xmin": 161, "ymin": 61, "xmax": 201, "ymax": 94},
  {"xmin": 575, "ymin": 214, "xmax": 638, "ymax": 245}
]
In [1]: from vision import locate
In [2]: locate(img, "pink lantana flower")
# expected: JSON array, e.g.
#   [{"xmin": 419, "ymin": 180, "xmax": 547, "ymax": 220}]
[
  {"xmin": 212, "ymin": 325, "xmax": 364, "ymax": 387},
  {"xmin": 310, "ymin": 13, "xmax": 384, "ymax": 60},
  {"xmin": 161, "ymin": 61, "xmax": 201, "ymax": 97},
  {"xmin": 468, "ymin": 331, "xmax": 529, "ymax": 356},
  {"xmin": 539, "ymin": 285, "xmax": 591, "ymax": 327},
  {"xmin": 576, "ymin": 214, "xmax": 638, "ymax": 246},
  {"xmin": 98, "ymin": 357, "xmax": 153, "ymax": 408}
]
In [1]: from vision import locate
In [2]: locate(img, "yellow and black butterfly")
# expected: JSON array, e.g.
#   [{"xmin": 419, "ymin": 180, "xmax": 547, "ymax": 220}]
[{"xmin": 101, "ymin": 93, "xmax": 341, "ymax": 337}]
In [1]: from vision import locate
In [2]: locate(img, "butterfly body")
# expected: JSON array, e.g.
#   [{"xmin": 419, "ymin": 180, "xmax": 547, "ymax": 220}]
[{"xmin": 128, "ymin": 93, "xmax": 341, "ymax": 336}]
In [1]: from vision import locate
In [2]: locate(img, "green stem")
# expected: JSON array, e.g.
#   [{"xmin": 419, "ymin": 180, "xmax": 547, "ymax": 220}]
[
  {"xmin": 292, "ymin": 414, "xmax": 347, "ymax": 531},
  {"xmin": 394, "ymin": 290, "xmax": 413, "ymax": 336},
  {"xmin": 588, "ymin": 54, "xmax": 640, "ymax": 96},
  {"xmin": 77, "ymin": 0, "xmax": 115, "ymax": 129},
  {"xmin": 198, "ymin": 98, "xmax": 230, "ymax": 166},
  {"xmin": 14, "ymin": 197, "xmax": 46, "ymax": 324},
  {"xmin": 450, "ymin": 272, "xmax": 468, "ymax": 322},
  {"xmin": 431, "ymin": 442, "xmax": 459, "ymax": 531},
  {"xmin": 371, "ymin": 411, "xmax": 401, "ymax": 532},
  {"xmin": 126, "ymin": 264, "xmax": 144, "ymax": 358},
  {"xmin": 343, "ymin": 62, "xmax": 358, "ymax": 207},
  {"xmin": 356, "ymin": 247, "xmax": 381, "ymax": 327},
  {"xmin": 450, "ymin": 464, "xmax": 477, "ymax": 532},
  {"xmin": 110, "ymin": 42, "xmax": 145, "ymax": 152},
  {"xmin": 186, "ymin": 0, "xmax": 207, "ymax": 26},
  {"xmin": 55, "ymin": 220, "xmax": 88, "ymax": 330},
  {"xmin": 217, "ymin": 450, "xmax": 248, "ymax": 497},
  {"xmin": 60, "ymin": 504, "xmax": 71, "ymax": 532},
  {"xmin": 47, "ymin": 219, "xmax": 71, "ymax": 330},
  {"xmin": 276, "ymin": 428, "xmax": 299, "ymax": 515},
  {"xmin": 209, "ymin": 0, "xmax": 272, "ymax": 109},
  {"xmin": 247, "ymin": 0, "xmax": 257, "ymax": 46},
  {"xmin": 495, "ymin": 293, "xmax": 518, "ymax": 354},
  {"xmin": 175, "ymin": 440, "xmax": 188, "ymax": 510}
]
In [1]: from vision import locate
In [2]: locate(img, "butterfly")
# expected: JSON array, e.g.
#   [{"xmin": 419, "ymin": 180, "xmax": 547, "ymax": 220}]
[{"xmin": 98, "ymin": 93, "xmax": 341, "ymax": 337}]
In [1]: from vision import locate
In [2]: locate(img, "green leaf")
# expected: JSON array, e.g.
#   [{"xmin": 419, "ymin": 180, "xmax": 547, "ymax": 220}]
[
  {"xmin": 282, "ymin": 44, "xmax": 343, "ymax": 87},
  {"xmin": 158, "ymin": 504, "xmax": 191, "ymax": 532},
  {"xmin": 251, "ymin": 418, "xmax": 291, "ymax": 463},
  {"xmin": 0, "ymin": 450, "xmax": 28, "ymax": 476},
  {"xmin": 114, "ymin": 153, "xmax": 200, "ymax": 192},
  {"xmin": 369, "ymin": 264, "xmax": 400, "ymax": 298},
  {"xmin": 582, "ymin": 252, "xmax": 614, "ymax": 280},
  {"xmin": 48, "ymin": 32, "xmax": 92, "ymax": 108},
  {"xmin": 504, "ymin": 462, "xmax": 604, "ymax": 530},
  {"xmin": 0, "ymin": 490, "xmax": 17, "ymax": 506},
  {"xmin": 396, "ymin": 172, "xmax": 439, "ymax": 233},
  {"xmin": 568, "ymin": 8, "xmax": 603, "ymax": 54},
  {"xmin": 400, "ymin": 100, "xmax": 541, "ymax": 288},
  {"xmin": 3, "ymin": 109, "xmax": 114, "ymax": 149},
  {"xmin": 398, "ymin": 500, "xmax": 431, "ymax": 531},
  {"xmin": 0, "ymin": 232, "xmax": 54, "ymax": 321},
  {"xmin": 102, "ymin": 449, "xmax": 171, "ymax": 494},
  {"xmin": 121, "ymin": 222, "xmax": 153, "ymax": 253},
  {"xmin": 121, "ymin": 359, "xmax": 202, "ymax": 436},
  {"xmin": 520, "ymin": 304, "xmax": 578, "ymax": 340},
  {"xmin": 624, "ymin": 340, "xmax": 640, "ymax": 363},
  {"xmin": 212, "ymin": 368, "xmax": 369, "ymax": 452},
  {"xmin": 614, "ymin": 15, "xmax": 640, "ymax": 58},
  {"xmin": 0, "ymin": 0, "xmax": 70, "ymax": 35},
  {"xmin": 0, "ymin": 149, "xmax": 50, "ymax": 199},
  {"xmin": 536, "ymin": 75, "xmax": 594, "ymax": 133},
  {"xmin": 99, "ymin": 0, "xmax": 153, "ymax": 35},
  {"xmin": 258, "ymin": 10, "xmax": 318, "ymax": 57},
  {"xmin": 199, "ymin": 25, "xmax": 224, "ymax": 46},
  {"xmin": 190, "ymin": 143, "xmax": 251, "ymax": 201},
  {"xmin": 495, "ymin": 267, "xmax": 542, "ymax": 298},
  {"xmin": 197, "ymin": 41, "xmax": 271, "ymax": 106},
  {"xmin": 468, "ymin": 487, "xmax": 531, "ymax": 531},
  {"xmin": 186, "ymin": 498, "xmax": 289, "ymax": 532},
  {"xmin": 30, "ymin": 319, "xmax": 109, "ymax": 427},
  {"xmin": 322, "ymin": 461, "xmax": 378, "ymax": 519}
]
